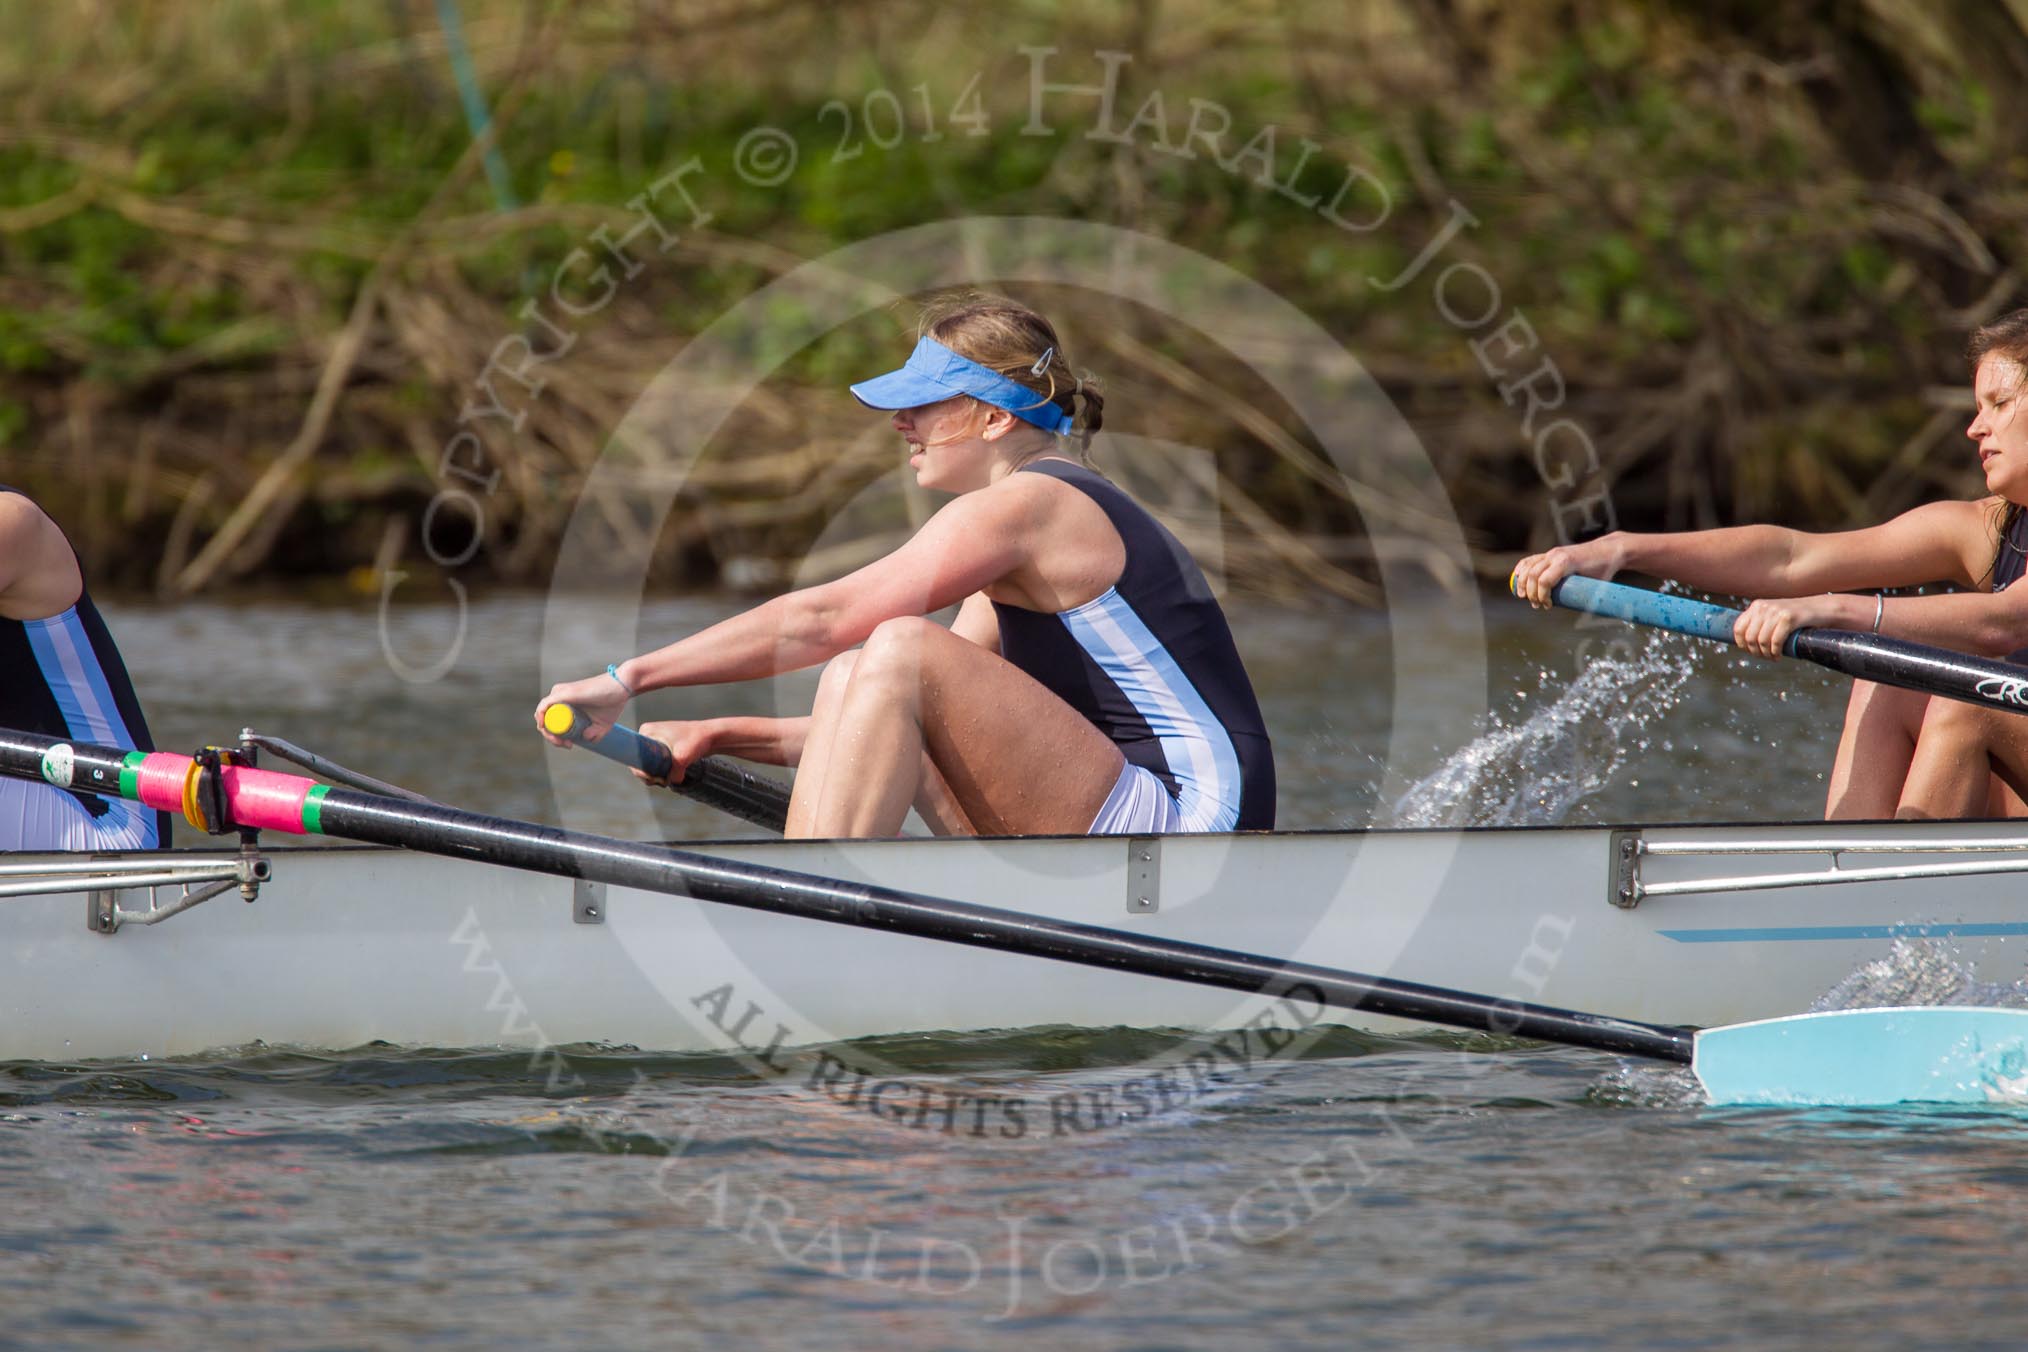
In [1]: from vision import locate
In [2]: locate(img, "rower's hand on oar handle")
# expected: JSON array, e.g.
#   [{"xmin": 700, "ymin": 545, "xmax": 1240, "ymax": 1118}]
[
  {"xmin": 1733, "ymin": 593, "xmax": 1862, "ymax": 660},
  {"xmin": 635, "ymin": 721, "xmax": 716, "ymax": 786},
  {"xmin": 1509, "ymin": 540, "xmax": 1622, "ymax": 609},
  {"xmin": 534, "ymin": 675, "xmax": 629, "ymax": 747},
  {"xmin": 542, "ymin": 704, "xmax": 687, "ymax": 784}
]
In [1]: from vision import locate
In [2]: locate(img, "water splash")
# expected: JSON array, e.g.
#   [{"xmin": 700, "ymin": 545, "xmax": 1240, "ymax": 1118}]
[
  {"xmin": 1589, "ymin": 1062, "xmax": 1706, "ymax": 1110},
  {"xmin": 1810, "ymin": 936, "xmax": 2028, "ymax": 1013},
  {"xmin": 1386, "ymin": 629, "xmax": 1705, "ymax": 828}
]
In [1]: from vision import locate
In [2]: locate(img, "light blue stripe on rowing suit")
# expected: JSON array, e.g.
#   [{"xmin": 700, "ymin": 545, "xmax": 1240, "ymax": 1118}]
[
  {"xmin": 1060, "ymin": 587, "xmax": 1243, "ymax": 832},
  {"xmin": 1662, "ymin": 921, "xmax": 2028, "ymax": 944},
  {"xmin": 24, "ymin": 606, "xmax": 157, "ymax": 848}
]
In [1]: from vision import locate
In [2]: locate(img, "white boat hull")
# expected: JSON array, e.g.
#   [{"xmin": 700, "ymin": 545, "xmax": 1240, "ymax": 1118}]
[{"xmin": 5, "ymin": 822, "xmax": 2027, "ymax": 1062}]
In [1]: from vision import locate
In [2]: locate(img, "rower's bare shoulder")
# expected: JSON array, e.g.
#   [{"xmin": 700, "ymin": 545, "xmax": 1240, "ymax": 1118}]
[
  {"xmin": 1895, "ymin": 497, "xmax": 2008, "ymax": 585},
  {"xmin": 0, "ymin": 492, "xmax": 64, "ymax": 563},
  {"xmin": 0, "ymin": 489, "xmax": 42, "ymax": 534},
  {"xmin": 985, "ymin": 465, "xmax": 1111, "ymax": 525},
  {"xmin": 929, "ymin": 471, "xmax": 1060, "ymax": 539},
  {"xmin": 1873, "ymin": 497, "xmax": 1994, "ymax": 547},
  {"xmin": 1924, "ymin": 495, "xmax": 2012, "ymax": 542},
  {"xmin": 0, "ymin": 493, "xmax": 84, "ymax": 616}
]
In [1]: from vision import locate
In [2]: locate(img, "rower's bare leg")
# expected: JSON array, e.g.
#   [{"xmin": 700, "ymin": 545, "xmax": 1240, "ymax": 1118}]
[
  {"xmin": 789, "ymin": 648, "xmax": 979, "ymax": 837},
  {"xmin": 1825, "ymin": 681, "xmax": 1926, "ymax": 819},
  {"xmin": 1987, "ymin": 774, "xmax": 2028, "ymax": 817},
  {"xmin": 1896, "ymin": 698, "xmax": 2028, "ymax": 819},
  {"xmin": 785, "ymin": 651, "xmax": 858, "ymax": 837},
  {"xmin": 914, "ymin": 755, "xmax": 976, "ymax": 836},
  {"xmin": 794, "ymin": 616, "xmax": 1122, "ymax": 839}
]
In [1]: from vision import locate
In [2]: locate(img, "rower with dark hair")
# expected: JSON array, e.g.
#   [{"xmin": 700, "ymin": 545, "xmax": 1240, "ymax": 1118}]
[
  {"xmin": 0, "ymin": 488, "xmax": 168, "ymax": 850},
  {"xmin": 1514, "ymin": 308, "xmax": 2028, "ymax": 821}
]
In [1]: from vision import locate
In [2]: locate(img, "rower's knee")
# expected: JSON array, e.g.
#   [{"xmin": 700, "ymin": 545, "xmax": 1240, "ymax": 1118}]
[
  {"xmin": 857, "ymin": 617, "xmax": 937, "ymax": 673},
  {"xmin": 817, "ymin": 648, "xmax": 859, "ymax": 688},
  {"xmin": 1918, "ymin": 697, "xmax": 2001, "ymax": 752},
  {"xmin": 833, "ymin": 618, "xmax": 942, "ymax": 712},
  {"xmin": 812, "ymin": 649, "xmax": 860, "ymax": 709}
]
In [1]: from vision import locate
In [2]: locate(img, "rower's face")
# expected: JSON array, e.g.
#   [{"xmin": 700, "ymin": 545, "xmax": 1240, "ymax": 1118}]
[
  {"xmin": 1970, "ymin": 354, "xmax": 2028, "ymax": 502},
  {"xmin": 892, "ymin": 397, "xmax": 992, "ymax": 492}
]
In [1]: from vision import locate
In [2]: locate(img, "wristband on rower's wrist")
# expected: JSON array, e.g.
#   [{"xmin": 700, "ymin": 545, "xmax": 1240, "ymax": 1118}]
[{"xmin": 607, "ymin": 663, "xmax": 638, "ymax": 697}]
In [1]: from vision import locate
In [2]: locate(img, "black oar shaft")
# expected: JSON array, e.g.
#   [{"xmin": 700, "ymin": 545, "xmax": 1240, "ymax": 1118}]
[
  {"xmin": 1787, "ymin": 629, "xmax": 2028, "ymax": 712},
  {"xmin": 0, "ymin": 727, "xmax": 1692, "ymax": 1065}
]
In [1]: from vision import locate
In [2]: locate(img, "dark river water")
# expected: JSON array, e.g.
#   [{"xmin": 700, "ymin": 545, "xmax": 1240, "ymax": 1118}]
[{"xmin": 5, "ymin": 590, "xmax": 2021, "ymax": 1349}]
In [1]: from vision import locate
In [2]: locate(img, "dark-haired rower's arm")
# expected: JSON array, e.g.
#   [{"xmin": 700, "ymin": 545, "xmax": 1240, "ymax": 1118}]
[{"xmin": 1514, "ymin": 499, "xmax": 1990, "ymax": 606}]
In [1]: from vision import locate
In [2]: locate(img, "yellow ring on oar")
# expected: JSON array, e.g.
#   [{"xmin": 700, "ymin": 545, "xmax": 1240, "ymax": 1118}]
[
  {"xmin": 180, "ymin": 759, "xmax": 208, "ymax": 832},
  {"xmin": 542, "ymin": 703, "xmax": 578, "ymax": 738}
]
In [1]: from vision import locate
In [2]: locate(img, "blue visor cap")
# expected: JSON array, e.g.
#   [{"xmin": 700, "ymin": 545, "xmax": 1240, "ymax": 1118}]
[{"xmin": 850, "ymin": 336, "xmax": 1074, "ymax": 434}]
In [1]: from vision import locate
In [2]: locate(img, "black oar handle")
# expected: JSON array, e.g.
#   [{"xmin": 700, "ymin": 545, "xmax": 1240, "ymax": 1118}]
[
  {"xmin": 542, "ymin": 703, "xmax": 791, "ymax": 834},
  {"xmin": 1545, "ymin": 575, "xmax": 2028, "ymax": 717}
]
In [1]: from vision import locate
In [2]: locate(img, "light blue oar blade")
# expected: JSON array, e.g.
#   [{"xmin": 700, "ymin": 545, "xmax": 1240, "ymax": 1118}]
[
  {"xmin": 1693, "ymin": 1006, "xmax": 2028, "ymax": 1106},
  {"xmin": 1550, "ymin": 575, "xmax": 1743, "ymax": 646}
]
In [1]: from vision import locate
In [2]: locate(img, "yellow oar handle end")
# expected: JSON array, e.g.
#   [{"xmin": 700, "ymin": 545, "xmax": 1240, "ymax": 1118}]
[{"xmin": 542, "ymin": 703, "xmax": 580, "ymax": 738}]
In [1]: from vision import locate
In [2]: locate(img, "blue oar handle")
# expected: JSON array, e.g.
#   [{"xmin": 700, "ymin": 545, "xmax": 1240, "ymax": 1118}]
[
  {"xmin": 545, "ymin": 704, "xmax": 792, "ymax": 834},
  {"xmin": 1539, "ymin": 573, "xmax": 2028, "ymax": 718},
  {"xmin": 1546, "ymin": 575, "xmax": 1749, "ymax": 647},
  {"xmin": 579, "ymin": 720, "xmax": 676, "ymax": 781}
]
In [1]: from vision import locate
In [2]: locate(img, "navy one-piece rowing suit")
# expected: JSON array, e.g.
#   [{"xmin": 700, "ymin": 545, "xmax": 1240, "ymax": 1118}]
[
  {"xmin": 1990, "ymin": 506, "xmax": 2028, "ymax": 665},
  {"xmin": 989, "ymin": 459, "xmax": 1275, "ymax": 832},
  {"xmin": 0, "ymin": 487, "xmax": 167, "ymax": 850},
  {"xmin": 1994, "ymin": 506, "xmax": 2028, "ymax": 592}
]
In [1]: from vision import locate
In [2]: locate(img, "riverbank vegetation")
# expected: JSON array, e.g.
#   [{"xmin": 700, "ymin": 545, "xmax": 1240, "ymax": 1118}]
[{"xmin": 1, "ymin": 0, "xmax": 2022, "ymax": 599}]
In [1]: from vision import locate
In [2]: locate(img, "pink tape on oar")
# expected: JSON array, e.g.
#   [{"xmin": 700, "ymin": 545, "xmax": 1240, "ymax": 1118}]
[
  {"xmin": 127, "ymin": 751, "xmax": 317, "ymax": 834},
  {"xmin": 219, "ymin": 764, "xmax": 316, "ymax": 835},
  {"xmin": 131, "ymin": 752, "xmax": 192, "ymax": 815}
]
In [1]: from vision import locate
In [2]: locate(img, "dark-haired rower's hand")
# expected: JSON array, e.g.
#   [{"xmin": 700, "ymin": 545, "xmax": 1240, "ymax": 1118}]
[
  {"xmin": 1510, "ymin": 537, "xmax": 1623, "ymax": 608},
  {"xmin": 1733, "ymin": 594, "xmax": 1862, "ymax": 659}
]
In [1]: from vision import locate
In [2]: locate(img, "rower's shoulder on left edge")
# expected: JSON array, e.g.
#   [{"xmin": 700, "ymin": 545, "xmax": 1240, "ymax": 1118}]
[{"xmin": 0, "ymin": 493, "xmax": 81, "ymax": 618}]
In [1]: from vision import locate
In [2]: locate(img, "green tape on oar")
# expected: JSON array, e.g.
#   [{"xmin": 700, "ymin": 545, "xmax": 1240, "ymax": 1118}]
[
  {"xmin": 119, "ymin": 750, "xmax": 146, "ymax": 801},
  {"xmin": 303, "ymin": 783, "xmax": 330, "ymax": 835}
]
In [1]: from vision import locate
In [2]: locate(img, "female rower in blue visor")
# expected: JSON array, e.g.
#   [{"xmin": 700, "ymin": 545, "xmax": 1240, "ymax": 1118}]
[{"xmin": 537, "ymin": 295, "xmax": 1274, "ymax": 837}]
